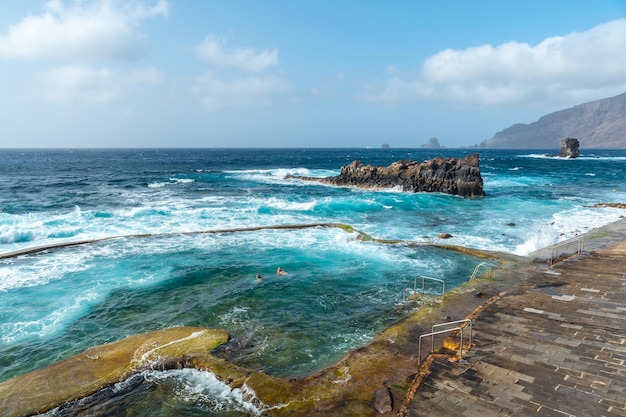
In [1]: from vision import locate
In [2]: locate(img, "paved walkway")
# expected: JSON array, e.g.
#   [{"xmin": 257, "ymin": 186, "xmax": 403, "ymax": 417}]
[{"xmin": 405, "ymin": 237, "xmax": 626, "ymax": 416}]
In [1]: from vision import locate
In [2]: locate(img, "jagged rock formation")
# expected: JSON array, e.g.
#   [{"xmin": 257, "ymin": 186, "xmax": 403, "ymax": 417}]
[
  {"xmin": 481, "ymin": 92, "xmax": 626, "ymax": 148},
  {"xmin": 287, "ymin": 154, "xmax": 485, "ymax": 198},
  {"xmin": 558, "ymin": 138, "xmax": 580, "ymax": 158},
  {"xmin": 420, "ymin": 137, "xmax": 441, "ymax": 148},
  {"xmin": 593, "ymin": 203, "xmax": 626, "ymax": 209}
]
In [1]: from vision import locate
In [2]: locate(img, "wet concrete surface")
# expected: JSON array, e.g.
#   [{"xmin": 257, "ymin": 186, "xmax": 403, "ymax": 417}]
[{"xmin": 404, "ymin": 220, "xmax": 626, "ymax": 417}]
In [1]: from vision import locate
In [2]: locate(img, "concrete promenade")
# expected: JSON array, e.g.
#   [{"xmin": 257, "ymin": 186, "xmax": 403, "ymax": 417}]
[{"xmin": 405, "ymin": 222, "xmax": 626, "ymax": 416}]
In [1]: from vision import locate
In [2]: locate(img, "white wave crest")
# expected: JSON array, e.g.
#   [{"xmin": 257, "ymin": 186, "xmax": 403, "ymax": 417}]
[
  {"xmin": 514, "ymin": 226, "xmax": 559, "ymax": 256},
  {"xmin": 482, "ymin": 174, "xmax": 549, "ymax": 188},
  {"xmin": 576, "ymin": 156, "xmax": 626, "ymax": 161},
  {"xmin": 264, "ymin": 198, "xmax": 318, "ymax": 211},
  {"xmin": 147, "ymin": 177, "xmax": 195, "ymax": 188},
  {"xmin": 227, "ymin": 168, "xmax": 338, "ymax": 184},
  {"xmin": 517, "ymin": 153, "xmax": 573, "ymax": 160},
  {"xmin": 517, "ymin": 154, "xmax": 626, "ymax": 161},
  {"xmin": 513, "ymin": 206, "xmax": 626, "ymax": 256},
  {"xmin": 170, "ymin": 177, "xmax": 195, "ymax": 184},
  {"xmin": 41, "ymin": 369, "xmax": 263, "ymax": 416},
  {"xmin": 0, "ymin": 225, "xmax": 40, "ymax": 244},
  {"xmin": 142, "ymin": 368, "xmax": 263, "ymax": 415}
]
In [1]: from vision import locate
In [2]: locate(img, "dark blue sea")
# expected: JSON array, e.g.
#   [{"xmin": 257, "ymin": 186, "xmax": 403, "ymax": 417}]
[{"xmin": 0, "ymin": 148, "xmax": 625, "ymax": 415}]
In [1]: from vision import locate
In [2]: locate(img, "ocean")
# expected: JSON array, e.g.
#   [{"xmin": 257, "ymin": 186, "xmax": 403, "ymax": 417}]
[{"xmin": 1, "ymin": 148, "xmax": 625, "ymax": 416}]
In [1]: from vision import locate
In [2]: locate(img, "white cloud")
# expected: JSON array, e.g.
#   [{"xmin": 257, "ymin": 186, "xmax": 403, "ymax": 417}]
[
  {"xmin": 309, "ymin": 72, "xmax": 346, "ymax": 99},
  {"xmin": 363, "ymin": 19, "xmax": 626, "ymax": 107},
  {"xmin": 191, "ymin": 36, "xmax": 286, "ymax": 110},
  {"xmin": 360, "ymin": 76, "xmax": 426, "ymax": 106},
  {"xmin": 0, "ymin": 0, "xmax": 168, "ymax": 62},
  {"xmin": 39, "ymin": 65, "xmax": 163, "ymax": 103},
  {"xmin": 191, "ymin": 72, "xmax": 291, "ymax": 111},
  {"xmin": 195, "ymin": 36, "xmax": 279, "ymax": 72}
]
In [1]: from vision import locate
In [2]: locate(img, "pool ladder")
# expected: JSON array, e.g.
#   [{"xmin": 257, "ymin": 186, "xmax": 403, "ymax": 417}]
[
  {"xmin": 400, "ymin": 275, "xmax": 446, "ymax": 302},
  {"xmin": 401, "ymin": 261, "xmax": 496, "ymax": 302},
  {"xmin": 469, "ymin": 261, "xmax": 496, "ymax": 281}
]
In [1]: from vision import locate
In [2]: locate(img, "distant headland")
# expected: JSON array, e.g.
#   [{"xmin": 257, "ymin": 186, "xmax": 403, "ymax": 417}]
[{"xmin": 481, "ymin": 92, "xmax": 626, "ymax": 148}]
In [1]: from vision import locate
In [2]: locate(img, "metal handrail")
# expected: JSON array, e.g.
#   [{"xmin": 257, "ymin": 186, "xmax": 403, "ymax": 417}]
[
  {"xmin": 398, "ymin": 275, "xmax": 446, "ymax": 302},
  {"xmin": 399, "ymin": 283, "xmax": 410, "ymax": 302},
  {"xmin": 417, "ymin": 275, "xmax": 446, "ymax": 298},
  {"xmin": 469, "ymin": 262, "xmax": 495, "ymax": 281},
  {"xmin": 432, "ymin": 319, "xmax": 472, "ymax": 353},
  {"xmin": 549, "ymin": 235, "xmax": 584, "ymax": 265},
  {"xmin": 417, "ymin": 319, "xmax": 473, "ymax": 365},
  {"xmin": 418, "ymin": 327, "xmax": 463, "ymax": 365}
]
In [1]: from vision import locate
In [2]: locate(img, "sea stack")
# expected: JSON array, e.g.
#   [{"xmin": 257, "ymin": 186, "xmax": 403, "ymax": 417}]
[
  {"xmin": 420, "ymin": 137, "xmax": 441, "ymax": 148},
  {"xmin": 287, "ymin": 154, "xmax": 485, "ymax": 198},
  {"xmin": 558, "ymin": 138, "xmax": 580, "ymax": 158}
]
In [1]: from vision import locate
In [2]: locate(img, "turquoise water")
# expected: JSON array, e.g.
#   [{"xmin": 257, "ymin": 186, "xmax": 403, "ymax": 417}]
[
  {"xmin": 1, "ymin": 148, "xmax": 625, "ymax": 415},
  {"xmin": 0, "ymin": 231, "xmax": 476, "ymax": 378}
]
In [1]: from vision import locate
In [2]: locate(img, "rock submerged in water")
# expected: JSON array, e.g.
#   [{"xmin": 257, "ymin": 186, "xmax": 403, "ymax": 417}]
[
  {"xmin": 593, "ymin": 202, "xmax": 626, "ymax": 209},
  {"xmin": 286, "ymin": 154, "xmax": 485, "ymax": 198}
]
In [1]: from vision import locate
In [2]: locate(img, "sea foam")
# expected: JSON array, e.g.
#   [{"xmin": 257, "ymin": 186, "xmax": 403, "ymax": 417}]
[
  {"xmin": 144, "ymin": 369, "xmax": 263, "ymax": 414},
  {"xmin": 2, "ymin": 148, "xmax": 625, "ymax": 388}
]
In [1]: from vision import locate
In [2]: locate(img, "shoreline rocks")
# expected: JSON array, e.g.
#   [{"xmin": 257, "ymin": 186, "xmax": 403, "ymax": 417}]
[
  {"xmin": 592, "ymin": 202, "xmax": 626, "ymax": 209},
  {"xmin": 286, "ymin": 154, "xmax": 485, "ymax": 198},
  {"xmin": 0, "ymin": 327, "xmax": 229, "ymax": 417}
]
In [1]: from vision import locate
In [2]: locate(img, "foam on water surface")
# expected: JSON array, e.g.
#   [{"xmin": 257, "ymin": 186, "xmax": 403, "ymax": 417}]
[
  {"xmin": 41, "ymin": 368, "xmax": 262, "ymax": 417},
  {"xmin": 0, "ymin": 228, "xmax": 478, "ymax": 377},
  {"xmin": 1, "ymin": 148, "xmax": 625, "ymax": 413}
]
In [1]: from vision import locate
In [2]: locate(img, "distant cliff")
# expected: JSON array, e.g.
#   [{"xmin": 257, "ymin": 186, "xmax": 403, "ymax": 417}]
[
  {"xmin": 286, "ymin": 154, "xmax": 485, "ymax": 198},
  {"xmin": 481, "ymin": 92, "xmax": 626, "ymax": 149}
]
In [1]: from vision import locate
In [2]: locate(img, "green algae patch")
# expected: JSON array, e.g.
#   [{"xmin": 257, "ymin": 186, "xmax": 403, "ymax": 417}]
[
  {"xmin": 245, "ymin": 372, "xmax": 294, "ymax": 405},
  {"xmin": 333, "ymin": 223, "xmax": 358, "ymax": 233},
  {"xmin": 0, "ymin": 326, "xmax": 228, "ymax": 417}
]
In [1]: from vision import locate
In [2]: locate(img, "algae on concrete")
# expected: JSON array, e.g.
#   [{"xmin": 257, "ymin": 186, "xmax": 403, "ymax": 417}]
[{"xmin": 0, "ymin": 327, "xmax": 228, "ymax": 417}]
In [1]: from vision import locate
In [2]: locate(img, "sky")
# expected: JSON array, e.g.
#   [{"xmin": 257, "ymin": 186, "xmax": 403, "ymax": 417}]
[{"xmin": 1, "ymin": 0, "xmax": 626, "ymax": 148}]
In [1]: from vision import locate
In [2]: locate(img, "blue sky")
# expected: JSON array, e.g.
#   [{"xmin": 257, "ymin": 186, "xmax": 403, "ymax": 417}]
[{"xmin": 1, "ymin": 0, "xmax": 625, "ymax": 148}]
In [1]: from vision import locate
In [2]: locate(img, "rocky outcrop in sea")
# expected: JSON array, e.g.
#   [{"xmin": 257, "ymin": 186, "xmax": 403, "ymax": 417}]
[
  {"xmin": 420, "ymin": 137, "xmax": 441, "ymax": 148},
  {"xmin": 287, "ymin": 154, "xmax": 485, "ymax": 198},
  {"xmin": 558, "ymin": 138, "xmax": 580, "ymax": 158}
]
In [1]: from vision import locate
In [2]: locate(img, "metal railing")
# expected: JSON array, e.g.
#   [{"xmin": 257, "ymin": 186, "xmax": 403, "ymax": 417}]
[
  {"xmin": 399, "ymin": 275, "xmax": 446, "ymax": 302},
  {"xmin": 418, "ymin": 319, "xmax": 472, "ymax": 365},
  {"xmin": 549, "ymin": 235, "xmax": 584, "ymax": 265},
  {"xmin": 432, "ymin": 319, "xmax": 472, "ymax": 352},
  {"xmin": 469, "ymin": 262, "xmax": 495, "ymax": 281},
  {"xmin": 400, "ymin": 283, "xmax": 412, "ymax": 302},
  {"xmin": 418, "ymin": 275, "xmax": 446, "ymax": 297}
]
